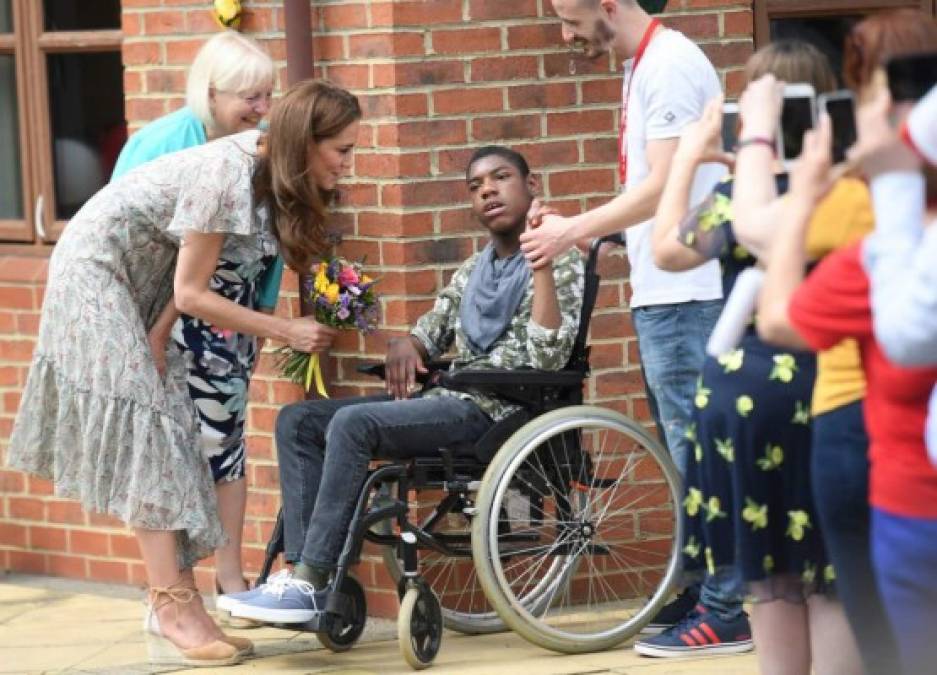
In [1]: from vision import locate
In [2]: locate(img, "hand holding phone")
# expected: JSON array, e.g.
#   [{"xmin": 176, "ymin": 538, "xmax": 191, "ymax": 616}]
[
  {"xmin": 818, "ymin": 90, "xmax": 857, "ymax": 164},
  {"xmin": 779, "ymin": 84, "xmax": 817, "ymax": 168},
  {"xmin": 722, "ymin": 102, "xmax": 740, "ymax": 152}
]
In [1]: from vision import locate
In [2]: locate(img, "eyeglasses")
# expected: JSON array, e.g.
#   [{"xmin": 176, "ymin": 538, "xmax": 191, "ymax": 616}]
[{"xmin": 216, "ymin": 88, "xmax": 273, "ymax": 109}]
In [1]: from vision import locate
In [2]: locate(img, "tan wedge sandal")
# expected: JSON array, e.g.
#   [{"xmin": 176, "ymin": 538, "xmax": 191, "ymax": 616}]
[{"xmin": 143, "ymin": 584, "xmax": 243, "ymax": 667}]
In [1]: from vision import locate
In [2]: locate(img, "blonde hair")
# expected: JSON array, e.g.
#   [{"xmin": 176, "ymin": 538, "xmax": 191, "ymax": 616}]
[
  {"xmin": 253, "ymin": 80, "xmax": 362, "ymax": 273},
  {"xmin": 186, "ymin": 31, "xmax": 275, "ymax": 132}
]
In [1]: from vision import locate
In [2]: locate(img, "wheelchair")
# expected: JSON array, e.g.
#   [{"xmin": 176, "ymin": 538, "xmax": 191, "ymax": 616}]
[{"xmin": 255, "ymin": 235, "xmax": 684, "ymax": 669}]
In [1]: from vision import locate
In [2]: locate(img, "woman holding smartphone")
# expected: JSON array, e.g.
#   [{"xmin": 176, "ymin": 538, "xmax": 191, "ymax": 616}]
[
  {"xmin": 648, "ymin": 42, "xmax": 864, "ymax": 674},
  {"xmin": 754, "ymin": 11, "xmax": 937, "ymax": 674}
]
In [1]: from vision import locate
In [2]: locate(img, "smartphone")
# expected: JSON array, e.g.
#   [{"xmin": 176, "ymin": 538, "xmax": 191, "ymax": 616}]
[
  {"xmin": 722, "ymin": 101, "xmax": 740, "ymax": 152},
  {"xmin": 887, "ymin": 52, "xmax": 937, "ymax": 103},
  {"xmin": 779, "ymin": 83, "xmax": 817, "ymax": 167},
  {"xmin": 818, "ymin": 90, "xmax": 857, "ymax": 164}
]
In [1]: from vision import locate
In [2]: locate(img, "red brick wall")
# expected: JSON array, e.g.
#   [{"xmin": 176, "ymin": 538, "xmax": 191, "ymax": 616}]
[{"xmin": 0, "ymin": 0, "xmax": 753, "ymax": 616}]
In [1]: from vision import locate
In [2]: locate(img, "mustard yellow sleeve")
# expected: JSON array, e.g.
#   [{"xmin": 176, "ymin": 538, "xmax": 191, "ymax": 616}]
[{"xmin": 804, "ymin": 178, "xmax": 874, "ymax": 260}]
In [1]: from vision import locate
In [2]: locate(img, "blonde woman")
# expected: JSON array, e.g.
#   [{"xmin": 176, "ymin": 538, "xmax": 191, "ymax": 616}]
[{"xmin": 112, "ymin": 30, "xmax": 280, "ymax": 619}]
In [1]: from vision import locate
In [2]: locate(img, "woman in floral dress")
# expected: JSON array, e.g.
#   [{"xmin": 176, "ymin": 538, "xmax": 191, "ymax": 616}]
[
  {"xmin": 649, "ymin": 44, "xmax": 861, "ymax": 674},
  {"xmin": 6, "ymin": 80, "xmax": 359, "ymax": 667}
]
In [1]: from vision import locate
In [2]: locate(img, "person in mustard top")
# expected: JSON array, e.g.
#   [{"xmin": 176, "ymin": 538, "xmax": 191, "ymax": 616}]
[{"xmin": 754, "ymin": 11, "xmax": 937, "ymax": 673}]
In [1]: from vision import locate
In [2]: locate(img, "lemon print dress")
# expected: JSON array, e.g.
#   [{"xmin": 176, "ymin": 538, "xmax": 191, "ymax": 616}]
[{"xmin": 678, "ymin": 177, "xmax": 830, "ymax": 601}]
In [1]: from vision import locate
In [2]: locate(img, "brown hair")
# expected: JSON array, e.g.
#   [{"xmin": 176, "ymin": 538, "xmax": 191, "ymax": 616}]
[
  {"xmin": 843, "ymin": 9, "xmax": 937, "ymax": 93},
  {"xmin": 252, "ymin": 79, "xmax": 361, "ymax": 272},
  {"xmin": 743, "ymin": 40, "xmax": 837, "ymax": 94}
]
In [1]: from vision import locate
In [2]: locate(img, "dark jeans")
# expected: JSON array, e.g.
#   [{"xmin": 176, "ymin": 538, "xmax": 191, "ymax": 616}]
[
  {"xmin": 812, "ymin": 401, "xmax": 899, "ymax": 674},
  {"xmin": 872, "ymin": 507, "xmax": 937, "ymax": 675},
  {"xmin": 633, "ymin": 299, "xmax": 745, "ymax": 622},
  {"xmin": 274, "ymin": 393, "xmax": 493, "ymax": 569}
]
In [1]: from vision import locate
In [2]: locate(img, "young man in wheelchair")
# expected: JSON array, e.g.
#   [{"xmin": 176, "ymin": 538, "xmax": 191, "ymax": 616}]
[{"xmin": 228, "ymin": 146, "xmax": 585, "ymax": 623}]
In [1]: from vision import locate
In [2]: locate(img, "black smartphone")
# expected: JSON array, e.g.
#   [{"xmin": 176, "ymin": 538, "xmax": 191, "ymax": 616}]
[
  {"xmin": 887, "ymin": 52, "xmax": 937, "ymax": 102},
  {"xmin": 722, "ymin": 102, "xmax": 740, "ymax": 152},
  {"xmin": 779, "ymin": 84, "xmax": 817, "ymax": 167},
  {"xmin": 818, "ymin": 90, "xmax": 857, "ymax": 164}
]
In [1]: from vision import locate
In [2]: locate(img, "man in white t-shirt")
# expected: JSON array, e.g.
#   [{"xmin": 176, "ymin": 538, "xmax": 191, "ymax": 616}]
[{"xmin": 523, "ymin": 0, "xmax": 752, "ymax": 658}]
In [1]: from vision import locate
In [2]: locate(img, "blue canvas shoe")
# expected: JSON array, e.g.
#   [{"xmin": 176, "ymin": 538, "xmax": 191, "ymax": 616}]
[
  {"xmin": 634, "ymin": 604, "xmax": 754, "ymax": 658},
  {"xmin": 230, "ymin": 575, "xmax": 327, "ymax": 624},
  {"xmin": 215, "ymin": 569, "xmax": 291, "ymax": 614}
]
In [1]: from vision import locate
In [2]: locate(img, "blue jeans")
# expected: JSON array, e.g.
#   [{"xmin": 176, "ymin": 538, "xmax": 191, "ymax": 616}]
[
  {"xmin": 633, "ymin": 299, "xmax": 744, "ymax": 621},
  {"xmin": 872, "ymin": 507, "xmax": 937, "ymax": 675},
  {"xmin": 812, "ymin": 402, "xmax": 899, "ymax": 673},
  {"xmin": 274, "ymin": 394, "xmax": 493, "ymax": 569}
]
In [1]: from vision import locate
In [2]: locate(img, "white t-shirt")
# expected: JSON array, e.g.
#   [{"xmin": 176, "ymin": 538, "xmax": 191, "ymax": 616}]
[{"xmin": 622, "ymin": 29, "xmax": 726, "ymax": 308}]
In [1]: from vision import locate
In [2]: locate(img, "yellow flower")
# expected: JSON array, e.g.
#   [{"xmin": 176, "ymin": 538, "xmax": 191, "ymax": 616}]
[
  {"xmin": 684, "ymin": 487, "xmax": 704, "ymax": 517},
  {"xmin": 705, "ymin": 547, "xmax": 716, "ymax": 575},
  {"xmin": 683, "ymin": 536, "xmax": 701, "ymax": 559},
  {"xmin": 695, "ymin": 378, "xmax": 712, "ymax": 409},
  {"xmin": 733, "ymin": 245, "xmax": 750, "ymax": 260},
  {"xmin": 361, "ymin": 274, "xmax": 373, "ymax": 285},
  {"xmin": 324, "ymin": 283, "xmax": 340, "ymax": 304},
  {"xmin": 823, "ymin": 565, "xmax": 836, "ymax": 584},
  {"xmin": 786, "ymin": 510, "xmax": 812, "ymax": 541},
  {"xmin": 757, "ymin": 444, "xmax": 784, "ymax": 471},
  {"xmin": 792, "ymin": 401, "xmax": 811, "ymax": 425},
  {"xmin": 736, "ymin": 395, "xmax": 754, "ymax": 417},
  {"xmin": 770, "ymin": 354, "xmax": 798, "ymax": 383},
  {"xmin": 705, "ymin": 496, "xmax": 726, "ymax": 522},
  {"xmin": 718, "ymin": 348, "xmax": 744, "ymax": 373},
  {"xmin": 685, "ymin": 424, "xmax": 697, "ymax": 442},
  {"xmin": 763, "ymin": 555, "xmax": 775, "ymax": 574},
  {"xmin": 314, "ymin": 271, "xmax": 329, "ymax": 294},
  {"xmin": 715, "ymin": 438, "xmax": 735, "ymax": 462},
  {"xmin": 212, "ymin": 0, "xmax": 242, "ymax": 29},
  {"xmin": 742, "ymin": 497, "xmax": 768, "ymax": 530},
  {"xmin": 802, "ymin": 563, "xmax": 817, "ymax": 585}
]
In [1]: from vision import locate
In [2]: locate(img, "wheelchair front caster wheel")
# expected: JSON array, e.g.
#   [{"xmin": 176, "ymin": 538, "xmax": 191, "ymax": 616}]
[
  {"xmin": 398, "ymin": 584, "xmax": 442, "ymax": 669},
  {"xmin": 317, "ymin": 576, "xmax": 367, "ymax": 653}
]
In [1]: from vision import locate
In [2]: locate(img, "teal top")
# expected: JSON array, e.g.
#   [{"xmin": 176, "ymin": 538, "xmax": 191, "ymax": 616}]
[{"xmin": 112, "ymin": 107, "xmax": 283, "ymax": 310}]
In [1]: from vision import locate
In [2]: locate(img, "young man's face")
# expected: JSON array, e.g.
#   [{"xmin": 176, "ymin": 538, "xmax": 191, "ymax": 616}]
[
  {"xmin": 466, "ymin": 155, "xmax": 535, "ymax": 237},
  {"xmin": 551, "ymin": 0, "xmax": 618, "ymax": 60}
]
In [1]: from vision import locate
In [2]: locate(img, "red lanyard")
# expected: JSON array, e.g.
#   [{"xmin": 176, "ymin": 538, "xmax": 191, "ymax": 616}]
[{"xmin": 619, "ymin": 18, "xmax": 662, "ymax": 185}]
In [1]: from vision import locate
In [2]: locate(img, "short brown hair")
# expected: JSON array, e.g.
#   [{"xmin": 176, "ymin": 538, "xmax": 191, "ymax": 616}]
[
  {"xmin": 252, "ymin": 80, "xmax": 361, "ymax": 273},
  {"xmin": 744, "ymin": 40, "xmax": 837, "ymax": 94},
  {"xmin": 843, "ymin": 9, "xmax": 937, "ymax": 92}
]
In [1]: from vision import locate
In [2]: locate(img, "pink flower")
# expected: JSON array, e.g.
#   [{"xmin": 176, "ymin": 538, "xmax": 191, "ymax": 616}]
[{"xmin": 337, "ymin": 266, "xmax": 359, "ymax": 287}]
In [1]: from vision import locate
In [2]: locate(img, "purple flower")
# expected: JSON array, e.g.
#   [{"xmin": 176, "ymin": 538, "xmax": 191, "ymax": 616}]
[{"xmin": 337, "ymin": 307, "xmax": 350, "ymax": 321}]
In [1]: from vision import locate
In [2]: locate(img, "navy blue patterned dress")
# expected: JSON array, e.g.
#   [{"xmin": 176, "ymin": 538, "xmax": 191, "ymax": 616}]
[
  {"xmin": 679, "ymin": 177, "xmax": 830, "ymax": 600},
  {"xmin": 171, "ymin": 210, "xmax": 277, "ymax": 483}
]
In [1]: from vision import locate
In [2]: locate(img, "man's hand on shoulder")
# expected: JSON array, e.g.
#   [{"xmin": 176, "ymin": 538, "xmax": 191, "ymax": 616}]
[{"xmin": 385, "ymin": 336, "xmax": 428, "ymax": 400}]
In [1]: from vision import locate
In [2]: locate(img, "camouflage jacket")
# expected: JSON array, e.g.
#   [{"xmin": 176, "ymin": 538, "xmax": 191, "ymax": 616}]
[{"xmin": 411, "ymin": 248, "xmax": 584, "ymax": 421}]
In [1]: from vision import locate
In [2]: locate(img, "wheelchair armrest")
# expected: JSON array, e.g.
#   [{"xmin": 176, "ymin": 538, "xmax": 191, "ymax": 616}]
[
  {"xmin": 438, "ymin": 368, "xmax": 585, "ymax": 390},
  {"xmin": 356, "ymin": 360, "xmax": 452, "ymax": 383}
]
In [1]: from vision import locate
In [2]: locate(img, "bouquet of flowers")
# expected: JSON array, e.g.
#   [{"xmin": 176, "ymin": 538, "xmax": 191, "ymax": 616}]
[{"xmin": 277, "ymin": 257, "xmax": 379, "ymax": 396}]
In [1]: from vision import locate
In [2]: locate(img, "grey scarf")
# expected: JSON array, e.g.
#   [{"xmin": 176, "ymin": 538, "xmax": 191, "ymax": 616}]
[{"xmin": 460, "ymin": 244, "xmax": 531, "ymax": 354}]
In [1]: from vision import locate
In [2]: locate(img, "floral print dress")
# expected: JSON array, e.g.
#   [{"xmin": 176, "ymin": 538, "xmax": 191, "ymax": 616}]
[
  {"xmin": 6, "ymin": 131, "xmax": 272, "ymax": 566},
  {"xmin": 679, "ymin": 177, "xmax": 831, "ymax": 600}
]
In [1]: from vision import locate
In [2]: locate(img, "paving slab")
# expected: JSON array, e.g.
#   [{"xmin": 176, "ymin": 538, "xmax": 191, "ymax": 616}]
[{"xmin": 0, "ymin": 574, "xmax": 758, "ymax": 674}]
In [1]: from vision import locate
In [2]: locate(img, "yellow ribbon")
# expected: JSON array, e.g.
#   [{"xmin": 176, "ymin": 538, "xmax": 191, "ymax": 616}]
[{"xmin": 304, "ymin": 353, "xmax": 329, "ymax": 398}]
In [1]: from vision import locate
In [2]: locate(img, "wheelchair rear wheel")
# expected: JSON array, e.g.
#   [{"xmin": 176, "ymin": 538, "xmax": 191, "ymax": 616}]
[{"xmin": 472, "ymin": 405, "xmax": 683, "ymax": 654}]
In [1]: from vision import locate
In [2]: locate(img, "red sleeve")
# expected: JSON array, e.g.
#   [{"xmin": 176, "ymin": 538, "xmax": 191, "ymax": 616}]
[{"xmin": 788, "ymin": 243, "xmax": 872, "ymax": 351}]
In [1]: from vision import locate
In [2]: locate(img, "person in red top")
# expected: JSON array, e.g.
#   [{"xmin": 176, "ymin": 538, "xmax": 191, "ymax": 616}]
[
  {"xmin": 787, "ymin": 241, "xmax": 937, "ymax": 675},
  {"xmin": 757, "ymin": 62, "xmax": 937, "ymax": 673}
]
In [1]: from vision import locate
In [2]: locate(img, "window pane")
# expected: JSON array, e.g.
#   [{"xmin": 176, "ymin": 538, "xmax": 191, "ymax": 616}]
[
  {"xmin": 0, "ymin": 0, "xmax": 12, "ymax": 33},
  {"xmin": 47, "ymin": 52, "xmax": 126, "ymax": 220},
  {"xmin": 44, "ymin": 0, "xmax": 120, "ymax": 32},
  {"xmin": 770, "ymin": 16, "xmax": 862, "ymax": 87},
  {"xmin": 0, "ymin": 55, "xmax": 23, "ymax": 219}
]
